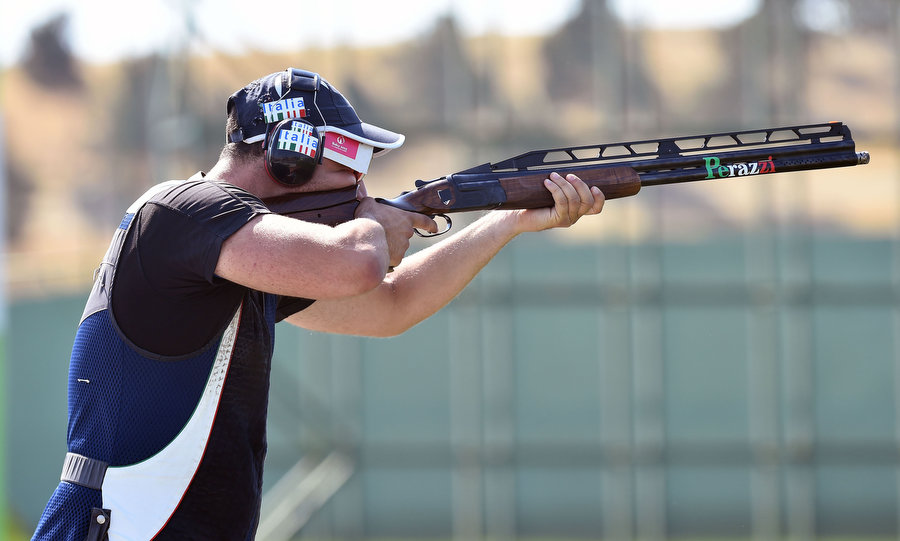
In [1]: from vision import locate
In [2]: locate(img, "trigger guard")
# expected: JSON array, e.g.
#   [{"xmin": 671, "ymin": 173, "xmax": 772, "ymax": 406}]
[{"xmin": 415, "ymin": 214, "xmax": 452, "ymax": 237}]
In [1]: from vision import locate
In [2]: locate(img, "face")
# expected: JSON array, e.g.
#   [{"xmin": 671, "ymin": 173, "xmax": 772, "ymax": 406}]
[{"xmin": 301, "ymin": 158, "xmax": 367, "ymax": 197}]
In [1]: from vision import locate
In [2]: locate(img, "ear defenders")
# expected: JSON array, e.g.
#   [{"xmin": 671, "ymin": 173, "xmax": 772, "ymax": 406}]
[{"xmin": 263, "ymin": 118, "xmax": 324, "ymax": 186}]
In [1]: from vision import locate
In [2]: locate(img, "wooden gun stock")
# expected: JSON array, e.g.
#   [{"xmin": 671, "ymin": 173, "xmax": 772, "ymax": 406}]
[
  {"xmin": 262, "ymin": 185, "xmax": 360, "ymax": 226},
  {"xmin": 498, "ymin": 166, "xmax": 642, "ymax": 207}
]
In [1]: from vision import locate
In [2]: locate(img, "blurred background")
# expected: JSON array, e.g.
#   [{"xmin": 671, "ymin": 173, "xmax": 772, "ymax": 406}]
[{"xmin": 1, "ymin": 0, "xmax": 898, "ymax": 539}]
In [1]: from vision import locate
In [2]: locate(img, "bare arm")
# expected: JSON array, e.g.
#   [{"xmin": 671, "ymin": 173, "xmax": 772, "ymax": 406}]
[
  {"xmin": 215, "ymin": 213, "xmax": 391, "ymax": 299},
  {"xmin": 286, "ymin": 173, "xmax": 604, "ymax": 336},
  {"xmin": 215, "ymin": 191, "xmax": 437, "ymax": 299}
]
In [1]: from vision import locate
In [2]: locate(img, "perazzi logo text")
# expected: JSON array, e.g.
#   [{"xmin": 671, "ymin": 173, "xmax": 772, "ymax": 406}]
[{"xmin": 704, "ymin": 156, "xmax": 775, "ymax": 179}]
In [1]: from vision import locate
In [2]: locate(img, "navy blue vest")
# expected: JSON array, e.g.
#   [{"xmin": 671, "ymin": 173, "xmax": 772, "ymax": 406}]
[{"xmin": 34, "ymin": 181, "xmax": 280, "ymax": 540}]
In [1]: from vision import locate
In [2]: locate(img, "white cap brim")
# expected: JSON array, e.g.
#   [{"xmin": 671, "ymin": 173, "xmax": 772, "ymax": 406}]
[{"xmin": 323, "ymin": 125, "xmax": 404, "ymax": 153}]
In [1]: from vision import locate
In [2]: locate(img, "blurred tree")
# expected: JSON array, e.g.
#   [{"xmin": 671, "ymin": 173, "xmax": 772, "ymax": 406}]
[
  {"xmin": 76, "ymin": 55, "xmax": 161, "ymax": 230},
  {"xmin": 543, "ymin": 0, "xmax": 604, "ymax": 103},
  {"xmin": 21, "ymin": 13, "xmax": 82, "ymax": 90},
  {"xmin": 399, "ymin": 14, "xmax": 488, "ymax": 131},
  {"xmin": 793, "ymin": 0, "xmax": 894, "ymax": 35},
  {"xmin": 110, "ymin": 56, "xmax": 160, "ymax": 153},
  {"xmin": 761, "ymin": 0, "xmax": 810, "ymax": 124},
  {"xmin": 4, "ymin": 155, "xmax": 34, "ymax": 244},
  {"xmin": 542, "ymin": 0, "xmax": 659, "ymax": 132},
  {"xmin": 849, "ymin": 0, "xmax": 894, "ymax": 33},
  {"xmin": 340, "ymin": 78, "xmax": 389, "ymax": 135}
]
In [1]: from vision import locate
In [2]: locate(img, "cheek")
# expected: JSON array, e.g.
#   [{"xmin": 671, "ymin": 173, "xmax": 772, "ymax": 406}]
[{"xmin": 305, "ymin": 169, "xmax": 358, "ymax": 191}]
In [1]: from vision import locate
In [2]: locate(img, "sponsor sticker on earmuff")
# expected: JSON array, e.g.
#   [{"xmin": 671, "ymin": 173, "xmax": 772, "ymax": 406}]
[
  {"xmin": 277, "ymin": 121, "xmax": 318, "ymax": 158},
  {"xmin": 261, "ymin": 97, "xmax": 307, "ymax": 123}
]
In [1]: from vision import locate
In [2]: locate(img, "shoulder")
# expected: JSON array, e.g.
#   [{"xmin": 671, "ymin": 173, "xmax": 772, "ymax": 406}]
[
  {"xmin": 129, "ymin": 175, "xmax": 271, "ymax": 242},
  {"xmin": 148, "ymin": 175, "xmax": 270, "ymax": 218}
]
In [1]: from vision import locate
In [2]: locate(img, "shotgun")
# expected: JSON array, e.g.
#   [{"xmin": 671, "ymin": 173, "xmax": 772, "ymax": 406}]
[{"xmin": 263, "ymin": 121, "xmax": 870, "ymax": 236}]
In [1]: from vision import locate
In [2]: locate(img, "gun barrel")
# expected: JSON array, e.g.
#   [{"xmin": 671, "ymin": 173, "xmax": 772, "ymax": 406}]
[
  {"xmin": 638, "ymin": 148, "xmax": 863, "ymax": 187},
  {"xmin": 858, "ymin": 151, "xmax": 870, "ymax": 165}
]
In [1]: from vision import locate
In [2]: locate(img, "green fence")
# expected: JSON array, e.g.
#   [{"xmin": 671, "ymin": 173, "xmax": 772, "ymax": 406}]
[{"xmin": 8, "ymin": 231, "xmax": 900, "ymax": 539}]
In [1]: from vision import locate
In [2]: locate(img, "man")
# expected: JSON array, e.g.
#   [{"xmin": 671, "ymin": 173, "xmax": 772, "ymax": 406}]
[{"xmin": 33, "ymin": 68, "xmax": 603, "ymax": 540}]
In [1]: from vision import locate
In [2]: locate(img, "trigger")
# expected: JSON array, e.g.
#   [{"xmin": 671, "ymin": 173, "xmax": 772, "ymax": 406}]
[{"xmin": 414, "ymin": 214, "xmax": 452, "ymax": 237}]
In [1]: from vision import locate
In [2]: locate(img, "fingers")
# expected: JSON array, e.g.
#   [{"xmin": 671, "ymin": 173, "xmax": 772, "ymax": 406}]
[
  {"xmin": 387, "ymin": 235, "xmax": 410, "ymax": 268},
  {"xmin": 569, "ymin": 174, "xmax": 604, "ymax": 216},
  {"xmin": 586, "ymin": 183, "xmax": 605, "ymax": 215},
  {"xmin": 543, "ymin": 172, "xmax": 604, "ymax": 226},
  {"xmin": 410, "ymin": 212, "xmax": 439, "ymax": 235},
  {"xmin": 385, "ymin": 211, "xmax": 436, "ymax": 267},
  {"xmin": 356, "ymin": 198, "xmax": 438, "ymax": 267}
]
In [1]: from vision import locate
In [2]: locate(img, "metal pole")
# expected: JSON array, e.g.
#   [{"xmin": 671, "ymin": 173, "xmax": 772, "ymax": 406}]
[
  {"xmin": 480, "ymin": 226, "xmax": 517, "ymax": 541},
  {"xmin": 765, "ymin": 2, "xmax": 815, "ymax": 539},
  {"xmin": 740, "ymin": 4, "xmax": 782, "ymax": 540},
  {"xmin": 891, "ymin": 2, "xmax": 900, "ymax": 539},
  {"xmin": 630, "ymin": 181, "xmax": 667, "ymax": 541},
  {"xmin": 0, "ymin": 105, "xmax": 9, "ymax": 541},
  {"xmin": 450, "ymin": 299, "xmax": 485, "ymax": 541},
  {"xmin": 598, "ymin": 239, "xmax": 636, "ymax": 541}
]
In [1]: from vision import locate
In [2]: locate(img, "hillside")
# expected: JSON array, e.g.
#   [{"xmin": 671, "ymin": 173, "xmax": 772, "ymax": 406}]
[{"xmin": 2, "ymin": 24, "xmax": 897, "ymax": 298}]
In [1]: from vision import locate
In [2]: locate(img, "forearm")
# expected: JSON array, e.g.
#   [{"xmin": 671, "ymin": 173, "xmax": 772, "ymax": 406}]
[
  {"xmin": 385, "ymin": 210, "xmax": 522, "ymax": 329},
  {"xmin": 384, "ymin": 174, "xmax": 603, "ymax": 326},
  {"xmin": 289, "ymin": 210, "xmax": 523, "ymax": 336}
]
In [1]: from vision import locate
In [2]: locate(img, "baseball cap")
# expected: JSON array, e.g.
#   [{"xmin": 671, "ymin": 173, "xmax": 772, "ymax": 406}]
[{"xmin": 226, "ymin": 68, "xmax": 404, "ymax": 174}]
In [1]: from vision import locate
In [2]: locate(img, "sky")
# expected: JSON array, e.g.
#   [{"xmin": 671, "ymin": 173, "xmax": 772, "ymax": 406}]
[{"xmin": 0, "ymin": 0, "xmax": 761, "ymax": 67}]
